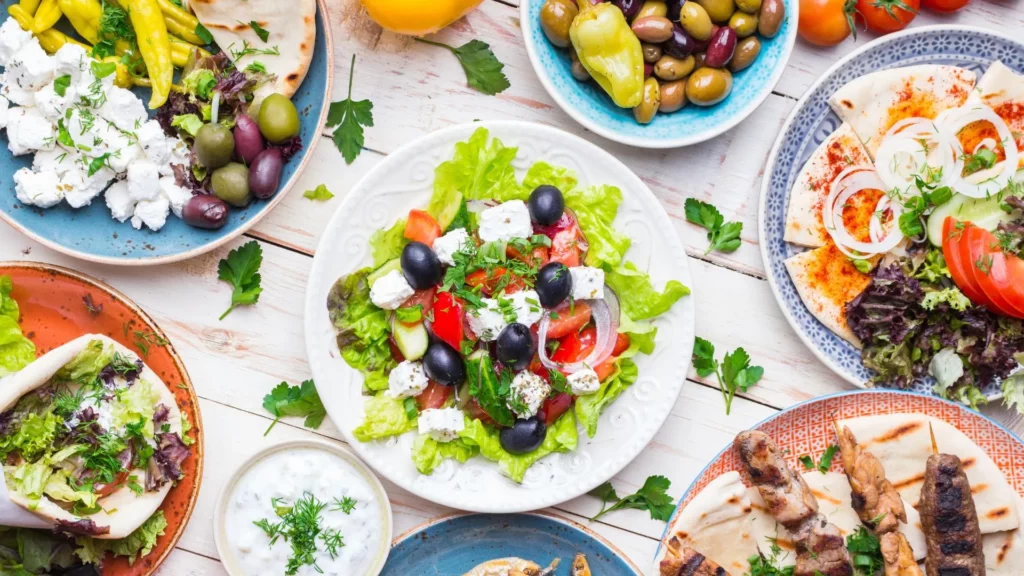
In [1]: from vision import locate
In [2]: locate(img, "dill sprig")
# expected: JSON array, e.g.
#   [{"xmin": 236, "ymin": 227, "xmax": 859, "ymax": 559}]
[{"xmin": 254, "ymin": 492, "xmax": 348, "ymax": 575}]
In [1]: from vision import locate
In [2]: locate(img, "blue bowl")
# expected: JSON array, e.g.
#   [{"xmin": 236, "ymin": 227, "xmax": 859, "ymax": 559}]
[
  {"xmin": 382, "ymin": 513, "xmax": 641, "ymax": 575},
  {"xmin": 0, "ymin": 1, "xmax": 333, "ymax": 265},
  {"xmin": 520, "ymin": 0, "xmax": 797, "ymax": 148}
]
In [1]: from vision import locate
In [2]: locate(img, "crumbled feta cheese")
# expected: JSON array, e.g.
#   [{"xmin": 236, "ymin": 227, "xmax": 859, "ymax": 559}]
[
  {"xmin": 159, "ymin": 176, "xmax": 191, "ymax": 218},
  {"xmin": 64, "ymin": 165, "xmax": 113, "ymax": 208},
  {"xmin": 127, "ymin": 159, "xmax": 161, "ymax": 202},
  {"xmin": 508, "ymin": 289, "xmax": 544, "ymax": 327},
  {"xmin": 161, "ymin": 137, "xmax": 190, "ymax": 176},
  {"xmin": 567, "ymin": 367, "xmax": 601, "ymax": 396},
  {"xmin": 34, "ymin": 80, "xmax": 74, "ymax": 122},
  {"xmin": 467, "ymin": 300, "xmax": 508, "ymax": 342},
  {"xmin": 417, "ymin": 408, "xmax": 465, "ymax": 442},
  {"xmin": 508, "ymin": 371, "xmax": 551, "ymax": 418},
  {"xmin": 107, "ymin": 142, "xmax": 142, "ymax": 174},
  {"xmin": 1, "ymin": 78, "xmax": 35, "ymax": 106},
  {"xmin": 105, "ymin": 181, "xmax": 135, "ymax": 222},
  {"xmin": 6, "ymin": 107, "xmax": 54, "ymax": 155},
  {"xmin": 369, "ymin": 270, "xmax": 415, "ymax": 310},
  {"xmin": 478, "ymin": 200, "xmax": 533, "ymax": 243},
  {"xmin": 137, "ymin": 120, "xmax": 171, "ymax": 164},
  {"xmin": 99, "ymin": 86, "xmax": 147, "ymax": 133},
  {"xmin": 131, "ymin": 195, "xmax": 171, "ymax": 231},
  {"xmin": 52, "ymin": 44, "xmax": 89, "ymax": 85},
  {"xmin": 387, "ymin": 361, "xmax": 430, "ymax": 399},
  {"xmin": 432, "ymin": 228, "xmax": 472, "ymax": 266},
  {"xmin": 6, "ymin": 41, "xmax": 54, "ymax": 92},
  {"xmin": 32, "ymin": 147, "xmax": 76, "ymax": 176},
  {"xmin": 467, "ymin": 291, "xmax": 544, "ymax": 339},
  {"xmin": 0, "ymin": 19, "xmax": 33, "ymax": 67},
  {"xmin": 0, "ymin": 95, "xmax": 8, "ymax": 129},
  {"xmin": 570, "ymin": 266, "xmax": 605, "ymax": 300},
  {"xmin": 14, "ymin": 168, "xmax": 63, "ymax": 208}
]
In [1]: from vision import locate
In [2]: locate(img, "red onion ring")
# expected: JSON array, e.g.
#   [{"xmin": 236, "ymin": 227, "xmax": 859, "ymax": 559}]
[{"xmin": 537, "ymin": 286, "xmax": 621, "ymax": 374}]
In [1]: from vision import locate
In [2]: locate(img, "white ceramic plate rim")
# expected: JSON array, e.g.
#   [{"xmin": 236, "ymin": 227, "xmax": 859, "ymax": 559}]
[
  {"xmin": 212, "ymin": 439, "xmax": 393, "ymax": 576},
  {"xmin": 519, "ymin": 0, "xmax": 799, "ymax": 149}
]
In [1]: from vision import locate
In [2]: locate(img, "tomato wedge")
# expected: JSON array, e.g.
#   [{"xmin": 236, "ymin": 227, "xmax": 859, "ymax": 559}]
[
  {"xmin": 612, "ymin": 333, "xmax": 630, "ymax": 356},
  {"xmin": 964, "ymin": 226, "xmax": 1024, "ymax": 318},
  {"xmin": 551, "ymin": 326, "xmax": 597, "ymax": 363},
  {"xmin": 595, "ymin": 357, "xmax": 617, "ymax": 382},
  {"xmin": 997, "ymin": 254, "xmax": 1024, "ymax": 315},
  {"xmin": 545, "ymin": 301, "xmax": 592, "ymax": 339},
  {"xmin": 540, "ymin": 393, "xmax": 573, "ymax": 426},
  {"xmin": 465, "ymin": 267, "xmax": 526, "ymax": 296},
  {"xmin": 94, "ymin": 469, "xmax": 130, "ymax": 497},
  {"xmin": 431, "ymin": 291, "xmax": 465, "ymax": 350},
  {"xmin": 399, "ymin": 288, "xmax": 436, "ymax": 325},
  {"xmin": 507, "ymin": 244, "xmax": 549, "ymax": 268},
  {"xmin": 416, "ymin": 381, "xmax": 451, "ymax": 410},
  {"xmin": 943, "ymin": 218, "xmax": 990, "ymax": 307},
  {"xmin": 404, "ymin": 209, "xmax": 442, "ymax": 246}
]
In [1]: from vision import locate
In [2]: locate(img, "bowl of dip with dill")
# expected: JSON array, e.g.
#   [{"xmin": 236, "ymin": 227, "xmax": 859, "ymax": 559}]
[{"xmin": 214, "ymin": 439, "xmax": 392, "ymax": 576}]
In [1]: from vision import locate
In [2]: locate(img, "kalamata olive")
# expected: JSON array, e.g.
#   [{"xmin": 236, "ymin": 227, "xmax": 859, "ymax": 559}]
[
  {"xmin": 249, "ymin": 148, "xmax": 283, "ymax": 199},
  {"xmin": 757, "ymin": 0, "xmax": 785, "ymax": 37},
  {"xmin": 612, "ymin": 0, "xmax": 643, "ymax": 19},
  {"xmin": 644, "ymin": 63, "xmax": 653, "ymax": 77},
  {"xmin": 662, "ymin": 24, "xmax": 696, "ymax": 58},
  {"xmin": 257, "ymin": 93, "xmax": 300, "ymax": 144},
  {"xmin": 659, "ymin": 79, "xmax": 687, "ymax": 112},
  {"xmin": 536, "ymin": 262, "xmax": 572, "ymax": 308},
  {"xmin": 704, "ymin": 26, "xmax": 737, "ymax": 68},
  {"xmin": 401, "ymin": 241, "xmax": 442, "ymax": 290},
  {"xmin": 632, "ymin": 16, "xmax": 675, "ymax": 43},
  {"xmin": 211, "ymin": 163, "xmax": 252, "ymax": 207},
  {"xmin": 642, "ymin": 42, "xmax": 663, "ymax": 63},
  {"xmin": 233, "ymin": 114, "xmax": 264, "ymax": 165},
  {"xmin": 181, "ymin": 194, "xmax": 229, "ymax": 229},
  {"xmin": 528, "ymin": 185, "xmax": 565, "ymax": 226},
  {"xmin": 500, "ymin": 417, "xmax": 547, "ymax": 454},
  {"xmin": 633, "ymin": 77, "xmax": 660, "ymax": 124},
  {"xmin": 194, "ymin": 123, "xmax": 234, "ymax": 169},
  {"xmin": 423, "ymin": 341, "xmax": 465, "ymax": 386},
  {"xmin": 540, "ymin": 0, "xmax": 578, "ymax": 48},
  {"xmin": 496, "ymin": 323, "xmax": 535, "ymax": 372},
  {"xmin": 729, "ymin": 36, "xmax": 761, "ymax": 72},
  {"xmin": 666, "ymin": 0, "xmax": 683, "ymax": 20},
  {"xmin": 686, "ymin": 67, "xmax": 733, "ymax": 105}
]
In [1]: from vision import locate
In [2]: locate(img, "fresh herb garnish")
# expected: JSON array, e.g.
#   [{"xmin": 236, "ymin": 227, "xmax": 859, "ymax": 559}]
[
  {"xmin": 846, "ymin": 526, "xmax": 884, "ymax": 576},
  {"xmin": 327, "ymin": 55, "xmax": 374, "ymax": 164},
  {"xmin": 303, "ymin": 184, "xmax": 335, "ymax": 201},
  {"xmin": 588, "ymin": 475, "xmax": 675, "ymax": 522},
  {"xmin": 692, "ymin": 337, "xmax": 763, "ymax": 415},
  {"xmin": 413, "ymin": 38, "xmax": 510, "ymax": 96},
  {"xmin": 963, "ymin": 147, "xmax": 998, "ymax": 175},
  {"xmin": 229, "ymin": 40, "xmax": 279, "ymax": 59},
  {"xmin": 90, "ymin": 60, "xmax": 117, "ymax": 79},
  {"xmin": 746, "ymin": 536, "xmax": 795, "ymax": 576},
  {"xmin": 684, "ymin": 198, "xmax": 743, "ymax": 255},
  {"xmin": 195, "ymin": 23, "xmax": 214, "ymax": 45},
  {"xmin": 130, "ymin": 330, "xmax": 167, "ymax": 358},
  {"xmin": 331, "ymin": 496, "xmax": 357, "ymax": 514},
  {"xmin": 402, "ymin": 397, "xmax": 419, "ymax": 420},
  {"xmin": 217, "ymin": 241, "xmax": 264, "ymax": 320},
  {"xmin": 254, "ymin": 492, "xmax": 344, "ymax": 575},
  {"xmin": 87, "ymin": 154, "xmax": 111, "ymax": 176},
  {"xmin": 798, "ymin": 444, "xmax": 838, "ymax": 474},
  {"xmin": 53, "ymin": 74, "xmax": 71, "ymax": 97},
  {"xmin": 245, "ymin": 61, "xmax": 268, "ymax": 74},
  {"xmin": 247, "ymin": 20, "xmax": 270, "ymax": 42},
  {"xmin": 262, "ymin": 380, "xmax": 326, "ymax": 435}
]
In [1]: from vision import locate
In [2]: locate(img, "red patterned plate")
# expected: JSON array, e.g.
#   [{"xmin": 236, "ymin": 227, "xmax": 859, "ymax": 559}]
[
  {"xmin": 653, "ymin": 390, "xmax": 1024, "ymax": 570},
  {"xmin": 0, "ymin": 262, "xmax": 204, "ymax": 576}
]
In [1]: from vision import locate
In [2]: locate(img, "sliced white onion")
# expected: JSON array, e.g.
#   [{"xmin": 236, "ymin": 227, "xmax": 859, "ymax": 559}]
[
  {"xmin": 974, "ymin": 138, "xmax": 998, "ymax": 154},
  {"xmin": 874, "ymin": 117, "xmax": 961, "ymax": 193},
  {"xmin": 824, "ymin": 166, "xmax": 905, "ymax": 259},
  {"xmin": 537, "ymin": 287, "xmax": 621, "ymax": 374},
  {"xmin": 211, "ymin": 91, "xmax": 221, "ymax": 125},
  {"xmin": 466, "ymin": 199, "xmax": 499, "ymax": 213},
  {"xmin": 943, "ymin": 104, "xmax": 1019, "ymax": 198}
]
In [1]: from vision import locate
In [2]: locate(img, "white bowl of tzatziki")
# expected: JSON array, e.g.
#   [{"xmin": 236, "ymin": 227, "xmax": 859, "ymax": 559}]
[{"xmin": 214, "ymin": 440, "xmax": 393, "ymax": 576}]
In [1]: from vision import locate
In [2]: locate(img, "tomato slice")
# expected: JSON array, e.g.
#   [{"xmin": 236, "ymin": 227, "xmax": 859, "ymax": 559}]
[
  {"xmin": 943, "ymin": 218, "xmax": 990, "ymax": 307},
  {"xmin": 551, "ymin": 326, "xmax": 597, "ymax": 363},
  {"xmin": 94, "ymin": 469, "xmax": 130, "ymax": 497},
  {"xmin": 549, "ymin": 228, "xmax": 583, "ymax": 267},
  {"xmin": 612, "ymin": 333, "xmax": 631, "ymax": 356},
  {"xmin": 465, "ymin": 267, "xmax": 526, "ymax": 296},
  {"xmin": 594, "ymin": 357, "xmax": 617, "ymax": 382},
  {"xmin": 431, "ymin": 291, "xmax": 465, "ymax": 350},
  {"xmin": 416, "ymin": 381, "xmax": 451, "ymax": 410},
  {"xmin": 404, "ymin": 209, "xmax": 442, "ymax": 246},
  {"xmin": 507, "ymin": 245, "xmax": 549, "ymax": 268},
  {"xmin": 400, "ymin": 288, "xmax": 436, "ymax": 326},
  {"xmin": 965, "ymin": 226, "xmax": 1024, "ymax": 318},
  {"xmin": 540, "ymin": 393, "xmax": 573, "ymax": 426},
  {"xmin": 998, "ymin": 254, "xmax": 1024, "ymax": 315},
  {"xmin": 545, "ymin": 301, "xmax": 592, "ymax": 339}
]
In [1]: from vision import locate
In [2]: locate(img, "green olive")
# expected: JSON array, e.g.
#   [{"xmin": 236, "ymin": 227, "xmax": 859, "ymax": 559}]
[
  {"xmin": 686, "ymin": 67, "xmax": 733, "ymax": 105},
  {"xmin": 679, "ymin": 2, "xmax": 714, "ymax": 41},
  {"xmin": 211, "ymin": 163, "xmax": 252, "ymax": 208},
  {"xmin": 633, "ymin": 77, "xmax": 660, "ymax": 124},
  {"xmin": 540, "ymin": 0, "xmax": 577, "ymax": 48},
  {"xmin": 257, "ymin": 93, "xmax": 300, "ymax": 144},
  {"xmin": 194, "ymin": 123, "xmax": 234, "ymax": 170},
  {"xmin": 735, "ymin": 0, "xmax": 762, "ymax": 13},
  {"xmin": 642, "ymin": 42, "xmax": 663, "ymax": 64},
  {"xmin": 636, "ymin": 0, "xmax": 668, "ymax": 18},
  {"xmin": 569, "ymin": 48, "xmax": 590, "ymax": 82},
  {"xmin": 728, "ymin": 12, "xmax": 758, "ymax": 37},
  {"xmin": 696, "ymin": 0, "xmax": 736, "ymax": 23},
  {"xmin": 653, "ymin": 54, "xmax": 695, "ymax": 81},
  {"xmin": 659, "ymin": 79, "xmax": 687, "ymax": 113},
  {"xmin": 729, "ymin": 36, "xmax": 761, "ymax": 72},
  {"xmin": 757, "ymin": 0, "xmax": 785, "ymax": 37}
]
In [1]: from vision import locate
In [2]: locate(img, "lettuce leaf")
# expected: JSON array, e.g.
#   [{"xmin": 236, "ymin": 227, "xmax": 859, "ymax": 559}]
[
  {"xmin": 368, "ymin": 219, "xmax": 408, "ymax": 268},
  {"xmin": 603, "ymin": 262, "xmax": 689, "ymax": 321},
  {"xmin": 75, "ymin": 511, "xmax": 167, "ymax": 566},
  {"xmin": 0, "ymin": 412, "xmax": 62, "ymax": 462},
  {"xmin": 411, "ymin": 434, "xmax": 477, "ymax": 474},
  {"xmin": 459, "ymin": 411, "xmax": 578, "ymax": 483},
  {"xmin": 43, "ymin": 469, "xmax": 98, "ymax": 509},
  {"xmin": 564, "ymin": 184, "xmax": 632, "ymax": 268},
  {"xmin": 0, "ymin": 275, "xmax": 20, "ymax": 321},
  {"xmin": 0, "ymin": 316, "xmax": 35, "ymax": 378},
  {"xmin": 56, "ymin": 340, "xmax": 113, "ymax": 384},
  {"xmin": 5, "ymin": 461, "xmax": 53, "ymax": 504},
  {"xmin": 575, "ymin": 358, "xmax": 639, "ymax": 438},
  {"xmin": 16, "ymin": 528, "xmax": 77, "ymax": 572},
  {"xmin": 522, "ymin": 161, "xmax": 578, "ymax": 195},
  {"xmin": 352, "ymin": 393, "xmax": 417, "ymax": 441},
  {"xmin": 112, "ymin": 378, "xmax": 161, "ymax": 437},
  {"xmin": 428, "ymin": 128, "xmax": 523, "ymax": 228},
  {"xmin": 327, "ymin": 269, "xmax": 395, "ymax": 392}
]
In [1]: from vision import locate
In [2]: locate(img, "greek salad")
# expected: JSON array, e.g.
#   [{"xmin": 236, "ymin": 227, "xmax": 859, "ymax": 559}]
[{"xmin": 327, "ymin": 129, "xmax": 688, "ymax": 482}]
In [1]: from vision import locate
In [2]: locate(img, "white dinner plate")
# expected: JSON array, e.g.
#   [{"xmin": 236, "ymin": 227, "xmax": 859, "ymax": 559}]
[{"xmin": 304, "ymin": 121, "xmax": 696, "ymax": 512}]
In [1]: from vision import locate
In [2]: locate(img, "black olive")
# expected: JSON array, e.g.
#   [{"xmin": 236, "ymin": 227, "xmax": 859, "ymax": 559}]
[
  {"xmin": 535, "ymin": 262, "xmax": 572, "ymax": 308},
  {"xmin": 528, "ymin": 185, "xmax": 565, "ymax": 226},
  {"xmin": 666, "ymin": 0, "xmax": 683, "ymax": 20},
  {"xmin": 499, "ymin": 417, "xmax": 547, "ymax": 454},
  {"xmin": 423, "ymin": 341, "xmax": 465, "ymax": 386},
  {"xmin": 400, "ymin": 241, "xmax": 442, "ymax": 290},
  {"xmin": 496, "ymin": 323, "xmax": 535, "ymax": 372}
]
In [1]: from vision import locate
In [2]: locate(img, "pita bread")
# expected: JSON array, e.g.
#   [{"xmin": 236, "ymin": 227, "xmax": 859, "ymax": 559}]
[
  {"xmin": 829, "ymin": 65, "xmax": 976, "ymax": 159},
  {"xmin": 784, "ymin": 244, "xmax": 873, "ymax": 348},
  {"xmin": 189, "ymin": 0, "xmax": 316, "ymax": 98},
  {"xmin": 0, "ymin": 334, "xmax": 183, "ymax": 539},
  {"xmin": 838, "ymin": 413, "xmax": 1020, "ymax": 534},
  {"xmin": 984, "ymin": 496, "xmax": 1024, "ymax": 575},
  {"xmin": 785, "ymin": 123, "xmax": 873, "ymax": 248},
  {"xmin": 965, "ymin": 60, "xmax": 1024, "ymax": 173}
]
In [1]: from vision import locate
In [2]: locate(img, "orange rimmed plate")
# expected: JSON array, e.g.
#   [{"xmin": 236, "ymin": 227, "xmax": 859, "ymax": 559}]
[{"xmin": 0, "ymin": 261, "xmax": 204, "ymax": 576}]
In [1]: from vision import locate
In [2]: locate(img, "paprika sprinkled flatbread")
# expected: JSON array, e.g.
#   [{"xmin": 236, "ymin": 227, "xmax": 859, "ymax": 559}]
[
  {"xmin": 966, "ymin": 60, "xmax": 1024, "ymax": 172},
  {"xmin": 784, "ymin": 244, "xmax": 874, "ymax": 347}
]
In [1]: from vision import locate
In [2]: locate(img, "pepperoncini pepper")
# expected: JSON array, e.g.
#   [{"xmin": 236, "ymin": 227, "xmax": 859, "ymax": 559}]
[
  {"xmin": 123, "ymin": 0, "xmax": 172, "ymax": 108},
  {"xmin": 30, "ymin": 0, "xmax": 62, "ymax": 33},
  {"xmin": 569, "ymin": 1, "xmax": 644, "ymax": 108},
  {"xmin": 57, "ymin": 0, "xmax": 102, "ymax": 44},
  {"xmin": 19, "ymin": 0, "xmax": 41, "ymax": 17},
  {"xmin": 8, "ymin": 4, "xmax": 89, "ymax": 53}
]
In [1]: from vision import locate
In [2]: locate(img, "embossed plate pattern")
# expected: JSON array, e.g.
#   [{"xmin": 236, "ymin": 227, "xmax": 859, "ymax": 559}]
[
  {"xmin": 304, "ymin": 121, "xmax": 695, "ymax": 512},
  {"xmin": 758, "ymin": 26, "xmax": 1024, "ymax": 396}
]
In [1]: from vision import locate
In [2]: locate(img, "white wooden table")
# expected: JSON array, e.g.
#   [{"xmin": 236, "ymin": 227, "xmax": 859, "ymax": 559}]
[{"xmin": 5, "ymin": 1, "xmax": 1024, "ymax": 573}]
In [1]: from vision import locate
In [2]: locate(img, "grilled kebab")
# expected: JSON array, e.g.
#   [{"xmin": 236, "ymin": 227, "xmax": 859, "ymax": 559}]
[{"xmin": 919, "ymin": 453, "xmax": 986, "ymax": 576}]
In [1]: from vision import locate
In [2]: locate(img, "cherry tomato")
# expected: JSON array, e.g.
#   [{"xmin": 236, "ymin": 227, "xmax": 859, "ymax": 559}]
[
  {"xmin": 943, "ymin": 218, "xmax": 991, "ymax": 307},
  {"xmin": 544, "ymin": 301, "xmax": 592, "ymax": 339},
  {"xmin": 540, "ymin": 393, "xmax": 574, "ymax": 426},
  {"xmin": 551, "ymin": 326, "xmax": 597, "ymax": 363},
  {"xmin": 416, "ymin": 381, "xmax": 452, "ymax": 410},
  {"xmin": 507, "ymin": 244, "xmax": 549, "ymax": 268},
  {"xmin": 431, "ymin": 291, "xmax": 465, "ymax": 350},
  {"xmin": 856, "ymin": 0, "xmax": 918, "ymax": 34},
  {"xmin": 798, "ymin": 0, "xmax": 857, "ymax": 46},
  {"xmin": 921, "ymin": 0, "xmax": 967, "ymax": 12},
  {"xmin": 465, "ymin": 267, "xmax": 526, "ymax": 296},
  {"xmin": 964, "ymin": 226, "xmax": 1024, "ymax": 317},
  {"xmin": 404, "ymin": 209, "xmax": 442, "ymax": 246}
]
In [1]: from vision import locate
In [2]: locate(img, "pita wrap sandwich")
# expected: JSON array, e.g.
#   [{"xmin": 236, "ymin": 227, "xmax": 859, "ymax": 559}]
[{"xmin": 0, "ymin": 334, "xmax": 191, "ymax": 539}]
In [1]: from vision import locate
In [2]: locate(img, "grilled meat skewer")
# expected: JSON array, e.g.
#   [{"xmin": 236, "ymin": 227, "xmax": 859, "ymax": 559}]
[
  {"xmin": 881, "ymin": 532, "xmax": 924, "ymax": 576},
  {"xmin": 836, "ymin": 425, "xmax": 907, "ymax": 534},
  {"xmin": 659, "ymin": 547, "xmax": 731, "ymax": 576},
  {"xmin": 919, "ymin": 453, "xmax": 985, "ymax": 576}
]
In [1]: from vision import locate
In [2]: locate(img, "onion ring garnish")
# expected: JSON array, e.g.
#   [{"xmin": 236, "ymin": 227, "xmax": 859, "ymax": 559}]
[
  {"xmin": 537, "ymin": 287, "xmax": 621, "ymax": 374},
  {"xmin": 943, "ymin": 104, "xmax": 1019, "ymax": 198},
  {"xmin": 824, "ymin": 166, "xmax": 904, "ymax": 258}
]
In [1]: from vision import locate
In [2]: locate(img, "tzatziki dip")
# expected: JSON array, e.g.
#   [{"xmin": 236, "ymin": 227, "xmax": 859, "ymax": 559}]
[{"xmin": 222, "ymin": 446, "xmax": 388, "ymax": 576}]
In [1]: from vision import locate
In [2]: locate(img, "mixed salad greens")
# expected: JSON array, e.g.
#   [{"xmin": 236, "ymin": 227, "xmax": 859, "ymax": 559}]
[
  {"xmin": 0, "ymin": 276, "xmax": 34, "ymax": 378},
  {"xmin": 328, "ymin": 128, "xmax": 688, "ymax": 482}
]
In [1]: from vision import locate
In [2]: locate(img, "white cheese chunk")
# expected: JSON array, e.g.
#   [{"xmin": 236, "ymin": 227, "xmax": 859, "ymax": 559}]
[
  {"xmin": 567, "ymin": 367, "xmax": 601, "ymax": 396},
  {"xmin": 104, "ymin": 181, "xmax": 135, "ymax": 222},
  {"xmin": 64, "ymin": 165, "xmax": 113, "ymax": 209},
  {"xmin": 0, "ymin": 95, "xmax": 8, "ymax": 129},
  {"xmin": 6, "ymin": 41, "xmax": 54, "ymax": 92},
  {"xmin": 0, "ymin": 19, "xmax": 33, "ymax": 68},
  {"xmin": 137, "ymin": 120, "xmax": 171, "ymax": 164},
  {"xmin": 478, "ymin": 200, "xmax": 533, "ymax": 243},
  {"xmin": 6, "ymin": 107, "xmax": 54, "ymax": 155},
  {"xmin": 1, "ymin": 78, "xmax": 35, "ymax": 106},
  {"xmin": 14, "ymin": 168, "xmax": 63, "ymax": 208},
  {"xmin": 432, "ymin": 227, "xmax": 472, "ymax": 266},
  {"xmin": 127, "ymin": 159, "xmax": 161, "ymax": 202},
  {"xmin": 34, "ymin": 80, "xmax": 74, "ymax": 122},
  {"xmin": 569, "ymin": 266, "xmax": 605, "ymax": 300},
  {"xmin": 508, "ymin": 371, "xmax": 551, "ymax": 419},
  {"xmin": 159, "ymin": 176, "xmax": 192, "ymax": 218},
  {"xmin": 508, "ymin": 289, "xmax": 544, "ymax": 327},
  {"xmin": 32, "ymin": 147, "xmax": 76, "ymax": 176},
  {"xmin": 369, "ymin": 270, "xmax": 414, "ymax": 310},
  {"xmin": 108, "ymin": 143, "xmax": 142, "ymax": 174},
  {"xmin": 466, "ymin": 299, "xmax": 508, "ymax": 342},
  {"xmin": 417, "ymin": 407, "xmax": 464, "ymax": 442},
  {"xmin": 99, "ymin": 86, "xmax": 147, "ymax": 133},
  {"xmin": 131, "ymin": 195, "xmax": 171, "ymax": 231},
  {"xmin": 386, "ymin": 361, "xmax": 430, "ymax": 399},
  {"xmin": 52, "ymin": 44, "xmax": 89, "ymax": 85}
]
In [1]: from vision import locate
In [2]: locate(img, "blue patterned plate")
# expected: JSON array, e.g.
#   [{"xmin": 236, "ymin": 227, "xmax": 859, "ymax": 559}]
[
  {"xmin": 0, "ymin": 1, "xmax": 333, "ymax": 265},
  {"xmin": 758, "ymin": 25, "xmax": 1024, "ymax": 398},
  {"xmin": 382, "ymin": 513, "xmax": 640, "ymax": 576},
  {"xmin": 520, "ymin": 0, "xmax": 798, "ymax": 148}
]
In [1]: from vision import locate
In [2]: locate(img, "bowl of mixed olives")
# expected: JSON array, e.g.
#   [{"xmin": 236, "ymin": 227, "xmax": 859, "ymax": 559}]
[{"xmin": 521, "ymin": 0, "xmax": 797, "ymax": 147}]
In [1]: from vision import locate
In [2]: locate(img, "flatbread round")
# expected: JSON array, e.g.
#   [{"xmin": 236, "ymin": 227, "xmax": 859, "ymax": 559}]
[{"xmin": 784, "ymin": 244, "xmax": 873, "ymax": 348}]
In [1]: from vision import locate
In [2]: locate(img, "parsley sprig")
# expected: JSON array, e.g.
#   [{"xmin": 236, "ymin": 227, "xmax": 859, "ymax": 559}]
[
  {"xmin": 217, "ymin": 241, "xmax": 263, "ymax": 320},
  {"xmin": 262, "ymin": 380, "xmax": 327, "ymax": 435},
  {"xmin": 684, "ymin": 198, "xmax": 743, "ymax": 255},
  {"xmin": 414, "ymin": 38, "xmax": 510, "ymax": 96},
  {"xmin": 798, "ymin": 444, "xmax": 838, "ymax": 474},
  {"xmin": 327, "ymin": 55, "xmax": 374, "ymax": 164},
  {"xmin": 846, "ymin": 526, "xmax": 884, "ymax": 576},
  {"xmin": 692, "ymin": 337, "xmax": 763, "ymax": 415},
  {"xmin": 588, "ymin": 475, "xmax": 675, "ymax": 522},
  {"xmin": 747, "ymin": 536, "xmax": 795, "ymax": 576}
]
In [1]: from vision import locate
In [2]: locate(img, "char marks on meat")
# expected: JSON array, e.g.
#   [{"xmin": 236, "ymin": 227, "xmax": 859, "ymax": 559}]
[
  {"xmin": 920, "ymin": 454, "xmax": 985, "ymax": 576},
  {"xmin": 836, "ymin": 425, "xmax": 906, "ymax": 534}
]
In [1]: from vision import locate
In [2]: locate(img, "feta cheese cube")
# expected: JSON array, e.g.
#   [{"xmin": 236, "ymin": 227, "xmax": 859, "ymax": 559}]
[
  {"xmin": 32, "ymin": 147, "xmax": 76, "ymax": 177},
  {"xmin": 432, "ymin": 228, "xmax": 472, "ymax": 266},
  {"xmin": 386, "ymin": 361, "xmax": 430, "ymax": 399},
  {"xmin": 569, "ymin": 266, "xmax": 605, "ymax": 300},
  {"xmin": 6, "ymin": 107, "xmax": 54, "ymax": 155},
  {"xmin": 34, "ymin": 80, "xmax": 75, "ymax": 122},
  {"xmin": 478, "ymin": 200, "xmax": 533, "ymax": 243},
  {"xmin": 159, "ymin": 176, "xmax": 191, "ymax": 218},
  {"xmin": 0, "ymin": 19, "xmax": 33, "ymax": 67},
  {"xmin": 105, "ymin": 181, "xmax": 135, "ymax": 222},
  {"xmin": 137, "ymin": 120, "xmax": 171, "ymax": 164},
  {"xmin": 0, "ymin": 95, "xmax": 9, "ymax": 129},
  {"xmin": 131, "ymin": 195, "xmax": 171, "ymax": 231},
  {"xmin": 6, "ymin": 41, "xmax": 54, "ymax": 92},
  {"xmin": 108, "ymin": 143, "xmax": 142, "ymax": 174},
  {"xmin": 158, "ymin": 137, "xmax": 190, "ymax": 177},
  {"xmin": 508, "ymin": 371, "xmax": 551, "ymax": 418},
  {"xmin": 14, "ymin": 168, "xmax": 63, "ymax": 208},
  {"xmin": 99, "ymin": 86, "xmax": 147, "ymax": 133},
  {"xmin": 417, "ymin": 408, "xmax": 465, "ymax": 442},
  {"xmin": 1, "ymin": 78, "xmax": 35, "ymax": 106},
  {"xmin": 369, "ymin": 270, "xmax": 415, "ymax": 310},
  {"xmin": 509, "ymin": 289, "xmax": 544, "ymax": 327},
  {"xmin": 466, "ymin": 299, "xmax": 508, "ymax": 342},
  {"xmin": 64, "ymin": 164, "xmax": 113, "ymax": 208},
  {"xmin": 127, "ymin": 159, "xmax": 161, "ymax": 201},
  {"xmin": 567, "ymin": 367, "xmax": 601, "ymax": 396},
  {"xmin": 52, "ymin": 44, "xmax": 89, "ymax": 85}
]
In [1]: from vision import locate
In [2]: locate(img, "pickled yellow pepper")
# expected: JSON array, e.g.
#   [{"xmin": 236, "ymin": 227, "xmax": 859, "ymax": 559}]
[
  {"xmin": 154, "ymin": 0, "xmax": 205, "ymax": 45},
  {"xmin": 123, "ymin": 0, "xmax": 172, "ymax": 108},
  {"xmin": 19, "ymin": 0, "xmax": 42, "ymax": 17},
  {"xmin": 569, "ymin": 1, "xmax": 644, "ymax": 108},
  {"xmin": 8, "ymin": 4, "xmax": 89, "ymax": 53},
  {"xmin": 30, "ymin": 0, "xmax": 62, "ymax": 33},
  {"xmin": 57, "ymin": 0, "xmax": 102, "ymax": 44}
]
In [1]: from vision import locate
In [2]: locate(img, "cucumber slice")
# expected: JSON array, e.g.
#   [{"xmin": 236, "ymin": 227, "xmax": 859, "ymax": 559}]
[
  {"xmin": 367, "ymin": 258, "xmax": 401, "ymax": 287},
  {"xmin": 926, "ymin": 193, "xmax": 1014, "ymax": 247},
  {"xmin": 393, "ymin": 320, "xmax": 428, "ymax": 361}
]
